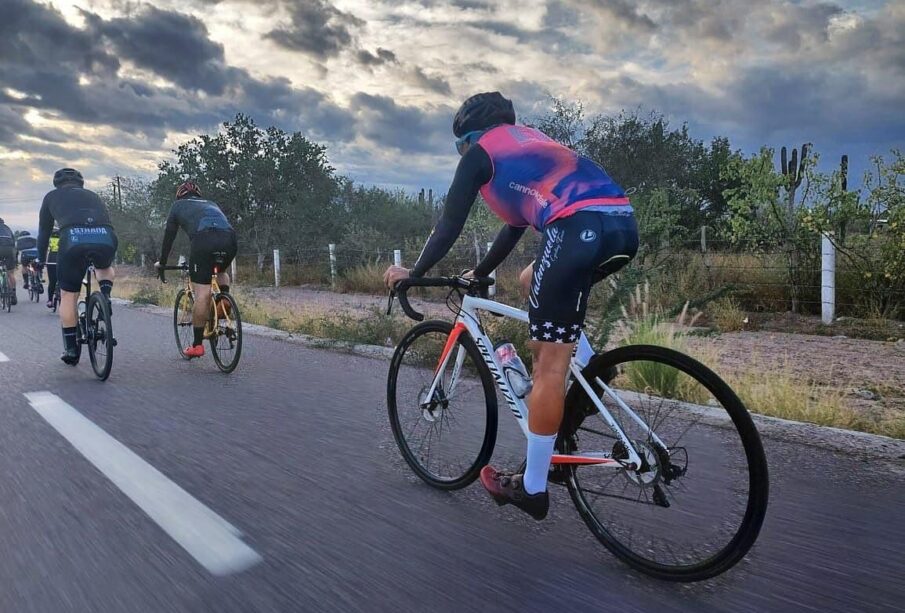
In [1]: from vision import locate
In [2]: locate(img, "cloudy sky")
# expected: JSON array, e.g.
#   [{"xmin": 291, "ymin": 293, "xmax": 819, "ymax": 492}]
[{"xmin": 1, "ymin": 0, "xmax": 903, "ymax": 227}]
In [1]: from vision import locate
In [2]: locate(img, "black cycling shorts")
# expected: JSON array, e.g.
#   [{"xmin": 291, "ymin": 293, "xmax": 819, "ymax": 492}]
[
  {"xmin": 528, "ymin": 211, "xmax": 638, "ymax": 343},
  {"xmin": 189, "ymin": 230, "xmax": 237, "ymax": 284},
  {"xmin": 0, "ymin": 247, "xmax": 15, "ymax": 270},
  {"xmin": 57, "ymin": 226, "xmax": 118, "ymax": 292}
]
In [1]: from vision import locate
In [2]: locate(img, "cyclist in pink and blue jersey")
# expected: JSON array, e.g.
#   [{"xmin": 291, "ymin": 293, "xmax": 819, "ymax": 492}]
[{"xmin": 384, "ymin": 92, "xmax": 639, "ymax": 520}]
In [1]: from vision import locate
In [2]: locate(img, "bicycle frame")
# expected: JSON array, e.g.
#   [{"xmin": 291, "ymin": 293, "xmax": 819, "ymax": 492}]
[
  {"xmin": 426, "ymin": 293, "xmax": 664, "ymax": 471},
  {"xmin": 176, "ymin": 264, "xmax": 235, "ymax": 337}
]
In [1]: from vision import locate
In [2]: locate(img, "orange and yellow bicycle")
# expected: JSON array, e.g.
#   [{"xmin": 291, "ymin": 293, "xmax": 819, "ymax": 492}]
[{"xmin": 159, "ymin": 260, "xmax": 243, "ymax": 373}]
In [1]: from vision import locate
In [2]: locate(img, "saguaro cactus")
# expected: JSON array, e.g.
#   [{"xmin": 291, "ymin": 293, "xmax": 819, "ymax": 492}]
[{"xmin": 777, "ymin": 143, "xmax": 811, "ymax": 313}]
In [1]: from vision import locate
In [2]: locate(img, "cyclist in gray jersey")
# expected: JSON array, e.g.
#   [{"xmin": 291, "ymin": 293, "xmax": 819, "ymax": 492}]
[{"xmin": 156, "ymin": 181, "xmax": 238, "ymax": 358}]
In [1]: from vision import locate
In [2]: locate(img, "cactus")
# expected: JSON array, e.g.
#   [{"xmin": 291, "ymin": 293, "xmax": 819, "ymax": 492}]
[
  {"xmin": 840, "ymin": 154, "xmax": 848, "ymax": 191},
  {"xmin": 778, "ymin": 143, "xmax": 811, "ymax": 190},
  {"xmin": 775, "ymin": 142, "xmax": 812, "ymax": 314}
]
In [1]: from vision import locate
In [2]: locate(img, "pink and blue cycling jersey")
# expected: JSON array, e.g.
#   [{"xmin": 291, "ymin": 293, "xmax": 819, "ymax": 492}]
[{"xmin": 478, "ymin": 125, "xmax": 631, "ymax": 230}]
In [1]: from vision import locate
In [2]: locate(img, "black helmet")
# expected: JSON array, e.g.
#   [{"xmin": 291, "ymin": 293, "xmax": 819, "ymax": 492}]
[
  {"xmin": 53, "ymin": 168, "xmax": 84, "ymax": 188},
  {"xmin": 18, "ymin": 230, "xmax": 30, "ymax": 237},
  {"xmin": 453, "ymin": 92, "xmax": 515, "ymax": 137}
]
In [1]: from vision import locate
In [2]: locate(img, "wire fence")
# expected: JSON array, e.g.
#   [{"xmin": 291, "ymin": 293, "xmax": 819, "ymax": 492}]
[{"xmin": 124, "ymin": 232, "xmax": 905, "ymax": 322}]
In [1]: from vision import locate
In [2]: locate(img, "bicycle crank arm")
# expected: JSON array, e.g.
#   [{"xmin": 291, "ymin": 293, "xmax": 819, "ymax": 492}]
[{"xmin": 550, "ymin": 454, "xmax": 625, "ymax": 468}]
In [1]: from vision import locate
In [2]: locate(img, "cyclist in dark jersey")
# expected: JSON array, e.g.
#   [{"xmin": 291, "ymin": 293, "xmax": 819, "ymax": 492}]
[
  {"xmin": 37, "ymin": 168, "xmax": 118, "ymax": 365},
  {"xmin": 155, "ymin": 181, "xmax": 238, "ymax": 358},
  {"xmin": 16, "ymin": 231, "xmax": 37, "ymax": 288},
  {"xmin": 384, "ymin": 92, "xmax": 639, "ymax": 520},
  {"xmin": 0, "ymin": 218, "xmax": 17, "ymax": 303}
]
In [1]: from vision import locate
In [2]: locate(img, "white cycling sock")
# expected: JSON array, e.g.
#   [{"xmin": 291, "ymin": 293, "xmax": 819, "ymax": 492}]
[{"xmin": 523, "ymin": 431, "xmax": 557, "ymax": 495}]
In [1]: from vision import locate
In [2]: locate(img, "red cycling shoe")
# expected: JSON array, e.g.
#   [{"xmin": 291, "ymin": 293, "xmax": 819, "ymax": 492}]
[{"xmin": 184, "ymin": 344, "xmax": 205, "ymax": 359}]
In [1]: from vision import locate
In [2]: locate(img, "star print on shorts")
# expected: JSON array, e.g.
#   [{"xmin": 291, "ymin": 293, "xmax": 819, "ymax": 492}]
[{"xmin": 530, "ymin": 320, "xmax": 581, "ymax": 343}]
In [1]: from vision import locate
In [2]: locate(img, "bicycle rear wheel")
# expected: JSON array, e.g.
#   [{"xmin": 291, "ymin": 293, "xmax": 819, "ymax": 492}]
[
  {"xmin": 209, "ymin": 293, "xmax": 242, "ymax": 373},
  {"xmin": 560, "ymin": 344, "xmax": 768, "ymax": 582},
  {"xmin": 387, "ymin": 320, "xmax": 498, "ymax": 490},
  {"xmin": 173, "ymin": 288, "xmax": 194, "ymax": 359},
  {"xmin": 86, "ymin": 292, "xmax": 114, "ymax": 381}
]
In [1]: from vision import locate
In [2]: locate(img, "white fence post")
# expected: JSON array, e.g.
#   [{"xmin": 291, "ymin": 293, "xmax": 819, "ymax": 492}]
[
  {"xmin": 821, "ymin": 233, "xmax": 835, "ymax": 325},
  {"xmin": 140, "ymin": 253, "xmax": 146, "ymax": 268},
  {"xmin": 393, "ymin": 249, "xmax": 402, "ymax": 267},
  {"xmin": 231, "ymin": 259, "xmax": 237, "ymax": 283},
  {"xmin": 273, "ymin": 248, "xmax": 281, "ymax": 288},
  {"xmin": 700, "ymin": 226, "xmax": 707, "ymax": 253},
  {"xmin": 486, "ymin": 241, "xmax": 496, "ymax": 297},
  {"xmin": 329, "ymin": 243, "xmax": 337, "ymax": 288}
]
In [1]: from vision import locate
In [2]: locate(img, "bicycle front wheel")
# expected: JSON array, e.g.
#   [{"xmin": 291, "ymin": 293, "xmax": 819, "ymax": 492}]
[
  {"xmin": 387, "ymin": 320, "xmax": 498, "ymax": 490},
  {"xmin": 209, "ymin": 293, "xmax": 242, "ymax": 373},
  {"xmin": 560, "ymin": 344, "xmax": 768, "ymax": 582},
  {"xmin": 173, "ymin": 288, "xmax": 194, "ymax": 359},
  {"xmin": 86, "ymin": 292, "xmax": 114, "ymax": 381}
]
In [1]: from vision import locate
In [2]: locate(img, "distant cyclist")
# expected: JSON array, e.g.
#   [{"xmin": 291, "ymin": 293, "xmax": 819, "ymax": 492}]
[
  {"xmin": 155, "ymin": 181, "xmax": 237, "ymax": 359},
  {"xmin": 45, "ymin": 226, "xmax": 61, "ymax": 308},
  {"xmin": 0, "ymin": 218, "xmax": 17, "ymax": 304},
  {"xmin": 384, "ymin": 92, "xmax": 639, "ymax": 520},
  {"xmin": 16, "ymin": 230, "xmax": 38, "ymax": 289},
  {"xmin": 37, "ymin": 168, "xmax": 118, "ymax": 365}
]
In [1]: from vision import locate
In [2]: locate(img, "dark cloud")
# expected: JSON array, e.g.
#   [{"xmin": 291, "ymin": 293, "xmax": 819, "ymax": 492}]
[
  {"xmin": 350, "ymin": 93, "xmax": 452, "ymax": 153},
  {"xmin": 0, "ymin": 105, "xmax": 35, "ymax": 145},
  {"xmin": 0, "ymin": 0, "xmax": 356, "ymax": 145},
  {"xmin": 266, "ymin": 0, "xmax": 364, "ymax": 59},
  {"xmin": 409, "ymin": 67, "xmax": 452, "ymax": 95},
  {"xmin": 762, "ymin": 2, "xmax": 842, "ymax": 50},
  {"xmin": 0, "ymin": 0, "xmax": 119, "ymax": 77},
  {"xmin": 84, "ymin": 6, "xmax": 234, "ymax": 95},
  {"xmin": 356, "ymin": 47, "xmax": 398, "ymax": 66}
]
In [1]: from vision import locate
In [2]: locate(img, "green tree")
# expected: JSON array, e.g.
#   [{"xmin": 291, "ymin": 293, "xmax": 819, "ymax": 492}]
[
  {"xmin": 103, "ymin": 177, "xmax": 165, "ymax": 266},
  {"xmin": 153, "ymin": 114, "xmax": 339, "ymax": 268}
]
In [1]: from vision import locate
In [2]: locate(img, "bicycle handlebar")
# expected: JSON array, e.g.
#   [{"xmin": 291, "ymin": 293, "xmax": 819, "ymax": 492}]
[
  {"xmin": 157, "ymin": 264, "xmax": 188, "ymax": 283},
  {"xmin": 387, "ymin": 276, "xmax": 494, "ymax": 322}
]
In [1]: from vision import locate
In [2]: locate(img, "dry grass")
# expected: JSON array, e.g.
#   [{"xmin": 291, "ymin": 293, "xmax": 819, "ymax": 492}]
[
  {"xmin": 612, "ymin": 302, "xmax": 903, "ymax": 438},
  {"xmin": 709, "ymin": 296, "xmax": 747, "ymax": 332},
  {"xmin": 335, "ymin": 262, "xmax": 390, "ymax": 295}
]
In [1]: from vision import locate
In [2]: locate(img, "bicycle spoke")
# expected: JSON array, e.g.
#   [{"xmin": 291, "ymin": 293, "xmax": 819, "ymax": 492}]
[{"xmin": 566, "ymin": 349, "xmax": 767, "ymax": 579}]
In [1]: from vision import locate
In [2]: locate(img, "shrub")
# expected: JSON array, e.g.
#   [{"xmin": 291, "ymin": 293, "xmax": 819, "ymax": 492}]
[{"xmin": 709, "ymin": 296, "xmax": 747, "ymax": 332}]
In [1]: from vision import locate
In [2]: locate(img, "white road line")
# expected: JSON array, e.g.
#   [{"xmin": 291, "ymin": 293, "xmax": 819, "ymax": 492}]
[
  {"xmin": 23, "ymin": 391, "xmax": 263, "ymax": 576},
  {"xmin": 0, "ymin": 351, "xmax": 9, "ymax": 362}
]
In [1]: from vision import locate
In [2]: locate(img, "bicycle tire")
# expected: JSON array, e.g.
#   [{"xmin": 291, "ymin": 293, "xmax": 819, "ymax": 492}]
[
  {"xmin": 209, "ymin": 293, "xmax": 242, "ymax": 373},
  {"xmin": 560, "ymin": 344, "xmax": 769, "ymax": 582},
  {"xmin": 173, "ymin": 288, "xmax": 195, "ymax": 359},
  {"xmin": 387, "ymin": 320, "xmax": 498, "ymax": 490},
  {"xmin": 86, "ymin": 292, "xmax": 114, "ymax": 381}
]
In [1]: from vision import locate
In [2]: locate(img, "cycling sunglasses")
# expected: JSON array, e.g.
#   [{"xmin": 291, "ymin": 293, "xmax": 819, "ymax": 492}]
[{"xmin": 455, "ymin": 130, "xmax": 484, "ymax": 156}]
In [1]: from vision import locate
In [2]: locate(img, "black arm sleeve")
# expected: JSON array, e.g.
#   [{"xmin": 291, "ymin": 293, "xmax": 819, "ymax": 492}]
[
  {"xmin": 410, "ymin": 145, "xmax": 493, "ymax": 277},
  {"xmin": 474, "ymin": 224, "xmax": 527, "ymax": 276},
  {"xmin": 36, "ymin": 195, "xmax": 54, "ymax": 262},
  {"xmin": 159, "ymin": 207, "xmax": 179, "ymax": 265}
]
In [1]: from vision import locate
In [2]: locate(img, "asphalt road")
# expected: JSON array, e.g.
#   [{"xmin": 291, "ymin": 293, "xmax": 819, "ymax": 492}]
[{"xmin": 0, "ymin": 285, "xmax": 903, "ymax": 613}]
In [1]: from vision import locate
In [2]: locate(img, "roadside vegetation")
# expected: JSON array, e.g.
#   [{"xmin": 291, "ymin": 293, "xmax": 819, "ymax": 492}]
[{"xmin": 107, "ymin": 98, "xmax": 903, "ymax": 439}]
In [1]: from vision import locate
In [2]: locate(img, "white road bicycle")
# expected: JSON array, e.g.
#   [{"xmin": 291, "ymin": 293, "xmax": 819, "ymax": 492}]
[{"xmin": 386, "ymin": 276, "xmax": 768, "ymax": 582}]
